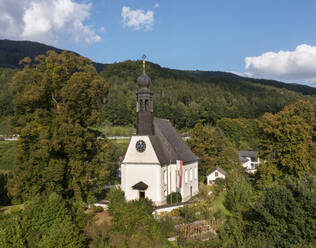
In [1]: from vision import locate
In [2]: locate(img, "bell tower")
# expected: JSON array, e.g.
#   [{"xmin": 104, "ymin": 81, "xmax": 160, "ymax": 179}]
[{"xmin": 136, "ymin": 55, "xmax": 154, "ymax": 135}]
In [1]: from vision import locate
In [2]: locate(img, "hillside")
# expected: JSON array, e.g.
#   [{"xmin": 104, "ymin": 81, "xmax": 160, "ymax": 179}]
[
  {"xmin": 0, "ymin": 39, "xmax": 315, "ymax": 134},
  {"xmin": 188, "ymin": 70, "xmax": 316, "ymax": 95},
  {"xmin": 0, "ymin": 39, "xmax": 107, "ymax": 72},
  {"xmin": 1, "ymin": 39, "xmax": 316, "ymax": 94},
  {"xmin": 99, "ymin": 60, "xmax": 315, "ymax": 130}
]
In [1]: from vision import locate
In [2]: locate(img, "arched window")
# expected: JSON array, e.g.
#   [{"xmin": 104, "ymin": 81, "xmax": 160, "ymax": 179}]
[
  {"xmin": 145, "ymin": 99, "xmax": 149, "ymax": 111},
  {"xmin": 139, "ymin": 99, "xmax": 144, "ymax": 112}
]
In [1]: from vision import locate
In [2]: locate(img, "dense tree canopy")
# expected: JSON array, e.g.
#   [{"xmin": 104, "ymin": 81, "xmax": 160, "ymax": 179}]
[
  {"xmin": 102, "ymin": 188, "xmax": 170, "ymax": 248},
  {"xmin": 99, "ymin": 60, "xmax": 308, "ymax": 130},
  {"xmin": 188, "ymin": 123, "xmax": 241, "ymax": 180},
  {"xmin": 7, "ymin": 51, "xmax": 110, "ymax": 202},
  {"xmin": 1, "ymin": 59, "xmax": 314, "ymax": 133},
  {"xmin": 244, "ymin": 175, "xmax": 316, "ymax": 248},
  {"xmin": 256, "ymin": 100, "xmax": 316, "ymax": 187},
  {"xmin": 0, "ymin": 193, "xmax": 87, "ymax": 248}
]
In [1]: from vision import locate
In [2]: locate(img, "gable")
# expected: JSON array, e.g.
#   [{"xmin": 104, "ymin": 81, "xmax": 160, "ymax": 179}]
[
  {"xmin": 123, "ymin": 136, "xmax": 160, "ymax": 164},
  {"xmin": 211, "ymin": 170, "xmax": 225, "ymax": 177}
]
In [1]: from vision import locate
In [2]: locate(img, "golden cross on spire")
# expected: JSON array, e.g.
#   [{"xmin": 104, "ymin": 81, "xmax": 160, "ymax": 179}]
[{"xmin": 142, "ymin": 54, "xmax": 147, "ymax": 71}]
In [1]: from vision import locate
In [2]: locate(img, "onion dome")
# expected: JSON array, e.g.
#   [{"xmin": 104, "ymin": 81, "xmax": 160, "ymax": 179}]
[{"xmin": 137, "ymin": 70, "xmax": 151, "ymax": 88}]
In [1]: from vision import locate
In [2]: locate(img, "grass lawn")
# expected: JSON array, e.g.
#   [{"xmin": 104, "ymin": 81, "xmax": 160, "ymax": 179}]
[{"xmin": 0, "ymin": 140, "xmax": 16, "ymax": 171}]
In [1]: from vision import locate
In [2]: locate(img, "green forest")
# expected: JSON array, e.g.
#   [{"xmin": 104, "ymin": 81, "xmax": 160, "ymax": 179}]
[{"xmin": 0, "ymin": 49, "xmax": 315, "ymax": 247}]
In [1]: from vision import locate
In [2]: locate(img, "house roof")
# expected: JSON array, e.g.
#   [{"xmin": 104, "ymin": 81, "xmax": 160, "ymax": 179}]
[
  {"xmin": 149, "ymin": 118, "xmax": 199, "ymax": 166},
  {"xmin": 209, "ymin": 166, "xmax": 227, "ymax": 176},
  {"xmin": 132, "ymin": 181, "xmax": 148, "ymax": 190},
  {"xmin": 238, "ymin": 150, "xmax": 258, "ymax": 162}
]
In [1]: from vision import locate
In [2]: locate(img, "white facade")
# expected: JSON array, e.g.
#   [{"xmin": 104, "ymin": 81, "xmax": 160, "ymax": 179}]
[
  {"xmin": 241, "ymin": 157, "xmax": 260, "ymax": 174},
  {"xmin": 121, "ymin": 136, "xmax": 199, "ymax": 206},
  {"xmin": 160, "ymin": 160, "xmax": 199, "ymax": 203},
  {"xmin": 207, "ymin": 169, "xmax": 226, "ymax": 185}
]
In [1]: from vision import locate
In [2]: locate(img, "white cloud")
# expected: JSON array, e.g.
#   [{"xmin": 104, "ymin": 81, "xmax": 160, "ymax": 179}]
[
  {"xmin": 154, "ymin": 3, "xmax": 160, "ymax": 9},
  {"xmin": 245, "ymin": 44, "xmax": 316, "ymax": 84},
  {"xmin": 0, "ymin": 0, "xmax": 100, "ymax": 45},
  {"xmin": 121, "ymin": 6, "xmax": 154, "ymax": 31}
]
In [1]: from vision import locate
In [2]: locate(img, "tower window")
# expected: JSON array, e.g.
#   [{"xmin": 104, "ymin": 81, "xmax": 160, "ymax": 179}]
[
  {"xmin": 139, "ymin": 99, "xmax": 144, "ymax": 112},
  {"xmin": 145, "ymin": 99, "xmax": 149, "ymax": 111}
]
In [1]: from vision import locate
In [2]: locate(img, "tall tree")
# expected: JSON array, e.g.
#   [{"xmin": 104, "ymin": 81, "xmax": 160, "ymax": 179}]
[
  {"xmin": 188, "ymin": 124, "xmax": 241, "ymax": 180},
  {"xmin": 8, "ymin": 51, "xmax": 110, "ymax": 202},
  {"xmin": 188, "ymin": 123, "xmax": 217, "ymax": 178},
  {"xmin": 257, "ymin": 100, "xmax": 315, "ymax": 187}
]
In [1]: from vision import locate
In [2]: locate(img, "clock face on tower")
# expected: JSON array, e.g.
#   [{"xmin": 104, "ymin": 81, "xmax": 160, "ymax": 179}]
[{"xmin": 135, "ymin": 140, "xmax": 146, "ymax": 152}]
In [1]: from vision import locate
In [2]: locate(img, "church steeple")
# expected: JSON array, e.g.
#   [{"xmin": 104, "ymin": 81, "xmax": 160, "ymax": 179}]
[{"xmin": 136, "ymin": 55, "xmax": 154, "ymax": 135}]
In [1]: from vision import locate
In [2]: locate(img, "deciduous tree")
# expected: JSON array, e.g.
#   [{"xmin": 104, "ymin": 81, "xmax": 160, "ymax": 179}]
[
  {"xmin": 257, "ymin": 100, "xmax": 315, "ymax": 187},
  {"xmin": 8, "ymin": 51, "xmax": 110, "ymax": 202}
]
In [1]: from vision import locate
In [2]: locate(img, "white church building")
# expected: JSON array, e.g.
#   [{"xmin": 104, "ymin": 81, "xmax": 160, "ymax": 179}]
[{"xmin": 120, "ymin": 59, "xmax": 199, "ymax": 206}]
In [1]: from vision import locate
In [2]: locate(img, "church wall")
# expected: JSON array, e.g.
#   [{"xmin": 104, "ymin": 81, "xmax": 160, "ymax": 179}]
[
  {"xmin": 122, "ymin": 136, "xmax": 160, "ymax": 164},
  {"xmin": 121, "ymin": 135, "xmax": 163, "ymax": 205},
  {"xmin": 181, "ymin": 161, "xmax": 199, "ymax": 202},
  {"xmin": 121, "ymin": 163, "xmax": 162, "ymax": 204},
  {"xmin": 160, "ymin": 161, "xmax": 199, "ymax": 203},
  {"xmin": 160, "ymin": 164, "xmax": 177, "ymax": 205}
]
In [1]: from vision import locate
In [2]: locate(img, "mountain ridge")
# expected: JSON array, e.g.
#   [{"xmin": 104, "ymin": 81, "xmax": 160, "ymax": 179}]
[{"xmin": 0, "ymin": 39, "xmax": 315, "ymax": 95}]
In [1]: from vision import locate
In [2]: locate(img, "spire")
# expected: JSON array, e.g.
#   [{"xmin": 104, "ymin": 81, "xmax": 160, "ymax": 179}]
[
  {"xmin": 142, "ymin": 54, "xmax": 146, "ymax": 72},
  {"xmin": 136, "ymin": 54, "xmax": 154, "ymax": 135},
  {"xmin": 137, "ymin": 54, "xmax": 151, "ymax": 88}
]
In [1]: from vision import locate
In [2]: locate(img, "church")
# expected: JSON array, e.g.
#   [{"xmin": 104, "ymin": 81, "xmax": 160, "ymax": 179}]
[{"xmin": 120, "ymin": 58, "xmax": 199, "ymax": 206}]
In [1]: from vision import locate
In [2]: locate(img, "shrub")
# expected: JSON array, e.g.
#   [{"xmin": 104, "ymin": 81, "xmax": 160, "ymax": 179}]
[
  {"xmin": 169, "ymin": 208, "xmax": 181, "ymax": 217},
  {"xmin": 92, "ymin": 205, "xmax": 104, "ymax": 213},
  {"xmin": 179, "ymin": 206, "xmax": 198, "ymax": 223},
  {"xmin": 215, "ymin": 178, "xmax": 225, "ymax": 186},
  {"xmin": 167, "ymin": 192, "xmax": 182, "ymax": 204}
]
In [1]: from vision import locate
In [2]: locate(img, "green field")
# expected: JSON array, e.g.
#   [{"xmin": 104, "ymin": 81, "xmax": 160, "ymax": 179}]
[{"xmin": 0, "ymin": 140, "xmax": 16, "ymax": 171}]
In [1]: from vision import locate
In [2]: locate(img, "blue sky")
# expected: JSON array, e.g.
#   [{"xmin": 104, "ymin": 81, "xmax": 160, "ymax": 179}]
[{"xmin": 1, "ymin": 0, "xmax": 316, "ymax": 86}]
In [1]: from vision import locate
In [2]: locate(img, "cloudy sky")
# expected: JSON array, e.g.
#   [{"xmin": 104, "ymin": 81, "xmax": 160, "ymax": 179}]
[{"xmin": 1, "ymin": 0, "xmax": 316, "ymax": 86}]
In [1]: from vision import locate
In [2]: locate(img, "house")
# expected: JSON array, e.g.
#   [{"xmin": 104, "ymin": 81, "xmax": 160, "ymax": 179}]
[
  {"xmin": 207, "ymin": 166, "xmax": 227, "ymax": 185},
  {"xmin": 120, "ymin": 58, "xmax": 199, "ymax": 206},
  {"xmin": 238, "ymin": 150, "xmax": 259, "ymax": 174}
]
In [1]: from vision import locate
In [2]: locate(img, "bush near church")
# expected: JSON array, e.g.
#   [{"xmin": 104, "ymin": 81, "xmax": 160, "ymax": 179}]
[{"xmin": 167, "ymin": 192, "xmax": 182, "ymax": 204}]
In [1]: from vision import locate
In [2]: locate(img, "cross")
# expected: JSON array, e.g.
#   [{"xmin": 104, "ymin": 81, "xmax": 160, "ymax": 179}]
[{"xmin": 142, "ymin": 54, "xmax": 147, "ymax": 70}]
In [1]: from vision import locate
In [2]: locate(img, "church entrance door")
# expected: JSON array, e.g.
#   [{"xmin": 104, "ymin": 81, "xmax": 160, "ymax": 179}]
[{"xmin": 139, "ymin": 191, "xmax": 145, "ymax": 199}]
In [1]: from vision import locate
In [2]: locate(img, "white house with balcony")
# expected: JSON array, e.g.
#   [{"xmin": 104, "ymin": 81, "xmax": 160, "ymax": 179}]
[{"xmin": 238, "ymin": 150, "xmax": 259, "ymax": 174}]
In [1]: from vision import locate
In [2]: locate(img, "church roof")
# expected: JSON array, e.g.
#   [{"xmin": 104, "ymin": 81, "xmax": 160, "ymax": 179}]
[{"xmin": 149, "ymin": 118, "xmax": 199, "ymax": 166}]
